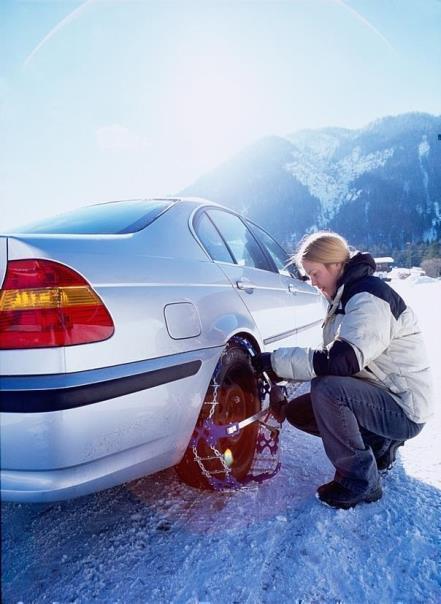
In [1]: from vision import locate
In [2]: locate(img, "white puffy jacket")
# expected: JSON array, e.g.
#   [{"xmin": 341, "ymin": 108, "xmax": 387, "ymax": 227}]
[{"xmin": 271, "ymin": 252, "xmax": 434, "ymax": 424}]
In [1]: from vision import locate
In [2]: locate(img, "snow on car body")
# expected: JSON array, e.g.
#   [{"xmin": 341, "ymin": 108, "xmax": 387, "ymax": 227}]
[{"xmin": 0, "ymin": 197, "xmax": 326, "ymax": 501}]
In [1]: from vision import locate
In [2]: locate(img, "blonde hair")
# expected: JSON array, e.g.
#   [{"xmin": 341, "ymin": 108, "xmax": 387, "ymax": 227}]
[{"xmin": 291, "ymin": 231, "xmax": 351, "ymax": 271}]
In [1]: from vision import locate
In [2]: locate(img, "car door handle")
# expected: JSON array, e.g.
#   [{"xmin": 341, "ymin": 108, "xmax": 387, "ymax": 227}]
[
  {"xmin": 288, "ymin": 283, "xmax": 299, "ymax": 294},
  {"xmin": 236, "ymin": 279, "xmax": 255, "ymax": 292}
]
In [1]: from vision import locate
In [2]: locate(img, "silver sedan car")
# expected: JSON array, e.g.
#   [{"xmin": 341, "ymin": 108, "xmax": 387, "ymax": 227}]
[{"xmin": 0, "ymin": 197, "xmax": 326, "ymax": 501}]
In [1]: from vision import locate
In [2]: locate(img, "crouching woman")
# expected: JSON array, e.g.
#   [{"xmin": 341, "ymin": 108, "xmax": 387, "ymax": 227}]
[{"xmin": 253, "ymin": 232, "xmax": 433, "ymax": 509}]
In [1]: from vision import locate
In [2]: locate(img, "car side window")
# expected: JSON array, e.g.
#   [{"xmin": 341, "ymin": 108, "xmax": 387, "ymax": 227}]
[
  {"xmin": 247, "ymin": 222, "xmax": 293, "ymax": 276},
  {"xmin": 248, "ymin": 223, "xmax": 301, "ymax": 279},
  {"xmin": 207, "ymin": 210, "xmax": 270, "ymax": 270},
  {"xmin": 194, "ymin": 212, "xmax": 235, "ymax": 263}
]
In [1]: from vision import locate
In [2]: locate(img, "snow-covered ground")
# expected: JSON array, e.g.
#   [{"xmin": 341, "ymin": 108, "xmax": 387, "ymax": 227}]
[{"xmin": 2, "ymin": 279, "xmax": 441, "ymax": 604}]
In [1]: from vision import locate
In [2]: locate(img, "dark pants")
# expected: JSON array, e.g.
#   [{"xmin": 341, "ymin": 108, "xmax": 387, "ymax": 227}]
[{"xmin": 285, "ymin": 375, "xmax": 424, "ymax": 494}]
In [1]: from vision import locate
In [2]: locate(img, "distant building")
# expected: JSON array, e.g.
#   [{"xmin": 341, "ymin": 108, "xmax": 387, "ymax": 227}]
[
  {"xmin": 374, "ymin": 257, "xmax": 394, "ymax": 272},
  {"xmin": 374, "ymin": 257, "xmax": 394, "ymax": 280}
]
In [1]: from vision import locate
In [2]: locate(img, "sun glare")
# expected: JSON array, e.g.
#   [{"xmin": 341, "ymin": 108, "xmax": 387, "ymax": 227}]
[{"xmin": 163, "ymin": 51, "xmax": 266, "ymax": 168}]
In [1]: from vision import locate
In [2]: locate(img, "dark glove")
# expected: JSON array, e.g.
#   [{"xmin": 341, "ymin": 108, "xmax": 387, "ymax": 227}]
[
  {"xmin": 251, "ymin": 352, "xmax": 273, "ymax": 374},
  {"xmin": 269, "ymin": 384, "xmax": 289, "ymax": 423},
  {"xmin": 251, "ymin": 352, "xmax": 281, "ymax": 382}
]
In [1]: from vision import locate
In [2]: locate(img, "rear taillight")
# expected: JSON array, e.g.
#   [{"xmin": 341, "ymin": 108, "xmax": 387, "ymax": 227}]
[{"xmin": 0, "ymin": 259, "xmax": 114, "ymax": 349}]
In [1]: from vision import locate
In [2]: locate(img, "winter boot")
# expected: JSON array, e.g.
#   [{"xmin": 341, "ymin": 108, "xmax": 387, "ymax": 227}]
[{"xmin": 316, "ymin": 480, "xmax": 383, "ymax": 510}]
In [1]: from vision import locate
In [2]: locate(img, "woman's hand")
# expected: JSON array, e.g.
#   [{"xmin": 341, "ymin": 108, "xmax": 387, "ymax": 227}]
[
  {"xmin": 269, "ymin": 383, "xmax": 288, "ymax": 423},
  {"xmin": 251, "ymin": 352, "xmax": 281, "ymax": 381},
  {"xmin": 251, "ymin": 352, "xmax": 273, "ymax": 374}
]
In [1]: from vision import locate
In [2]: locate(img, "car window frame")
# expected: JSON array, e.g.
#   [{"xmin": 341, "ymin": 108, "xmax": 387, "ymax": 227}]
[
  {"xmin": 193, "ymin": 206, "xmax": 275, "ymax": 273},
  {"xmin": 205, "ymin": 208, "xmax": 274, "ymax": 272}
]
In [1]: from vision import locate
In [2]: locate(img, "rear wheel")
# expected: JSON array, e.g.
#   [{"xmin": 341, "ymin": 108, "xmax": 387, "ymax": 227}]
[{"xmin": 176, "ymin": 338, "xmax": 261, "ymax": 490}]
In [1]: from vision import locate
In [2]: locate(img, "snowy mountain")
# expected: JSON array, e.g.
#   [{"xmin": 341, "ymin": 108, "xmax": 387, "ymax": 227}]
[{"xmin": 180, "ymin": 113, "xmax": 441, "ymax": 251}]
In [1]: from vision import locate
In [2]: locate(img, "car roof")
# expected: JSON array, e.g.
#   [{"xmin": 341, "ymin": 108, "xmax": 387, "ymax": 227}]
[
  {"xmin": 92, "ymin": 196, "xmax": 227, "ymax": 211},
  {"xmin": 161, "ymin": 196, "xmax": 226, "ymax": 209},
  {"xmin": 172, "ymin": 197, "xmax": 271, "ymax": 232}
]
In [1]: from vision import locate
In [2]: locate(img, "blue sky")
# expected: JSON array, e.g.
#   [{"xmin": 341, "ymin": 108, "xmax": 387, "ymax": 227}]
[{"xmin": 1, "ymin": 0, "xmax": 440, "ymax": 229}]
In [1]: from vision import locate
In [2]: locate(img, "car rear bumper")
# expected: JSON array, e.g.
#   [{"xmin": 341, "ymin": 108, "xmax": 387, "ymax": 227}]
[
  {"xmin": 1, "ymin": 346, "xmax": 223, "ymax": 502},
  {"xmin": 1, "ymin": 438, "xmax": 177, "ymax": 502}
]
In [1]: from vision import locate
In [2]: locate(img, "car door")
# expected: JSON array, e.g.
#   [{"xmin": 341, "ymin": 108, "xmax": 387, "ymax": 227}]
[
  {"xmin": 247, "ymin": 221, "xmax": 327, "ymax": 348},
  {"xmin": 195, "ymin": 209, "xmax": 297, "ymax": 346}
]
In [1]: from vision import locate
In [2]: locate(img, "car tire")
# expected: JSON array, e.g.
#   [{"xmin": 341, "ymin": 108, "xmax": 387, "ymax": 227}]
[{"xmin": 175, "ymin": 338, "xmax": 261, "ymax": 490}]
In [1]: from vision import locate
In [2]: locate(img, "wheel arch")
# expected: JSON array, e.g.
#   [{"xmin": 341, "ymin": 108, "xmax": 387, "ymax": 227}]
[{"xmin": 230, "ymin": 331, "xmax": 262, "ymax": 355}]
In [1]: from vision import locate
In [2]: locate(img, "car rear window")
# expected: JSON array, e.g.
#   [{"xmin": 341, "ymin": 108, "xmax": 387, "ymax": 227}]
[{"xmin": 15, "ymin": 199, "xmax": 175, "ymax": 234}]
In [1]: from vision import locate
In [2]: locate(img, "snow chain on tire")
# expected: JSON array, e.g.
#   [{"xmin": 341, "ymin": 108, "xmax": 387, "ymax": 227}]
[{"xmin": 189, "ymin": 335, "xmax": 283, "ymax": 491}]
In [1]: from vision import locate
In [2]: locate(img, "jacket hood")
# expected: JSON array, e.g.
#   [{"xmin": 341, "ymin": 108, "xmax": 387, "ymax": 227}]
[{"xmin": 336, "ymin": 251, "xmax": 376, "ymax": 289}]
